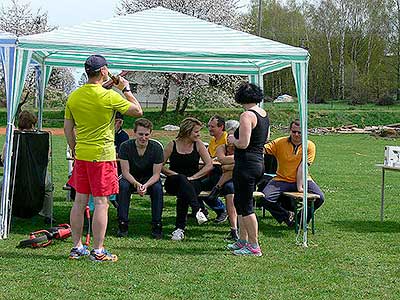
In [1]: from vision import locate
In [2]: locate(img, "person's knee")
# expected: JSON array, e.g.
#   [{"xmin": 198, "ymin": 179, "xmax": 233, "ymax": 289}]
[
  {"xmin": 73, "ymin": 193, "xmax": 88, "ymax": 210},
  {"xmin": 314, "ymin": 194, "xmax": 325, "ymax": 209},
  {"xmin": 94, "ymin": 197, "xmax": 109, "ymax": 209},
  {"xmin": 222, "ymin": 181, "xmax": 234, "ymax": 195},
  {"xmin": 151, "ymin": 181, "xmax": 163, "ymax": 194}
]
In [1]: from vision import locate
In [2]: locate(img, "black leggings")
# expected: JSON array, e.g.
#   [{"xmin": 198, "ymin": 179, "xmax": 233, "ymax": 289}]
[
  {"xmin": 233, "ymin": 153, "xmax": 264, "ymax": 216},
  {"xmin": 164, "ymin": 174, "xmax": 203, "ymax": 229}
]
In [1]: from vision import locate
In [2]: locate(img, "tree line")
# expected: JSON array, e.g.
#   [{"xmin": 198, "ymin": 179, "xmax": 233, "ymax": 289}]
[
  {"xmin": 0, "ymin": 0, "xmax": 399, "ymax": 111},
  {"xmin": 247, "ymin": 0, "xmax": 399, "ymax": 104}
]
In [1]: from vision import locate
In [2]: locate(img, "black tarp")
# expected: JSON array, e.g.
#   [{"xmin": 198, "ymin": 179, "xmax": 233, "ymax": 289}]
[{"xmin": 10, "ymin": 131, "xmax": 49, "ymax": 218}]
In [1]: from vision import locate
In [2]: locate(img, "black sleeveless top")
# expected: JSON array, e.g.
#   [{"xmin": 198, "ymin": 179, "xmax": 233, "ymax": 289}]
[
  {"xmin": 234, "ymin": 109, "xmax": 269, "ymax": 156},
  {"xmin": 169, "ymin": 140, "xmax": 200, "ymax": 177}
]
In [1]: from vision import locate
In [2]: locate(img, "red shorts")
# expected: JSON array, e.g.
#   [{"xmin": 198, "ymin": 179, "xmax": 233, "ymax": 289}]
[{"xmin": 68, "ymin": 160, "xmax": 119, "ymax": 197}]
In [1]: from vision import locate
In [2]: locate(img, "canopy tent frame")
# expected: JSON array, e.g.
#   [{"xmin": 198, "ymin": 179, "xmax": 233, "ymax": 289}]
[{"xmin": 0, "ymin": 7, "xmax": 310, "ymax": 245}]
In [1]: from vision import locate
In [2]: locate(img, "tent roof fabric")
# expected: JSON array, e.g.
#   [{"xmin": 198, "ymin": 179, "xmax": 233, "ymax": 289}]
[
  {"xmin": 17, "ymin": 7, "xmax": 308, "ymax": 75},
  {"xmin": 0, "ymin": 31, "xmax": 16, "ymax": 46}
]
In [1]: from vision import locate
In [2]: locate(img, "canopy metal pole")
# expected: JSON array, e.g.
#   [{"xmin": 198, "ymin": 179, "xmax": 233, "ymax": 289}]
[{"xmin": 37, "ymin": 64, "xmax": 45, "ymax": 129}]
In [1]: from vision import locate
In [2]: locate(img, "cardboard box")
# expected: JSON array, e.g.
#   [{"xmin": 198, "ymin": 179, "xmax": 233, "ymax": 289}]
[{"xmin": 384, "ymin": 146, "xmax": 400, "ymax": 167}]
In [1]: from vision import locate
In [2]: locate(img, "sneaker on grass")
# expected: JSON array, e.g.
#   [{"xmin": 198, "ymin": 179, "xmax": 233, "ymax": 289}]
[
  {"xmin": 284, "ymin": 211, "xmax": 295, "ymax": 228},
  {"xmin": 117, "ymin": 221, "xmax": 128, "ymax": 237},
  {"xmin": 68, "ymin": 245, "xmax": 89, "ymax": 260},
  {"xmin": 171, "ymin": 228, "xmax": 185, "ymax": 241},
  {"xmin": 226, "ymin": 240, "xmax": 246, "ymax": 251},
  {"xmin": 233, "ymin": 245, "xmax": 262, "ymax": 257},
  {"xmin": 195, "ymin": 210, "xmax": 208, "ymax": 225},
  {"xmin": 224, "ymin": 228, "xmax": 239, "ymax": 241},
  {"xmin": 151, "ymin": 223, "xmax": 163, "ymax": 240},
  {"xmin": 214, "ymin": 211, "xmax": 228, "ymax": 224},
  {"xmin": 89, "ymin": 249, "xmax": 118, "ymax": 262}
]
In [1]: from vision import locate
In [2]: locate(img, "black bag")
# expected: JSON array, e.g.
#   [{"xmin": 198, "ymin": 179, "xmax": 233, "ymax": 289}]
[{"xmin": 10, "ymin": 131, "xmax": 49, "ymax": 218}]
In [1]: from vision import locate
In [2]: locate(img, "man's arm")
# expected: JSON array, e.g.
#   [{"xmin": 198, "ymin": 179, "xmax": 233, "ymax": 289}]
[
  {"xmin": 296, "ymin": 162, "xmax": 304, "ymax": 192},
  {"xmin": 216, "ymin": 144, "xmax": 234, "ymax": 165},
  {"xmin": 139, "ymin": 163, "xmax": 163, "ymax": 196},
  {"xmin": 188, "ymin": 141, "xmax": 213, "ymax": 181},
  {"xmin": 116, "ymin": 77, "xmax": 143, "ymax": 117},
  {"xmin": 297, "ymin": 141, "xmax": 316, "ymax": 192},
  {"xmin": 307, "ymin": 141, "xmax": 316, "ymax": 164},
  {"xmin": 228, "ymin": 111, "xmax": 255, "ymax": 149},
  {"xmin": 120, "ymin": 159, "xmax": 140, "ymax": 188},
  {"xmin": 64, "ymin": 118, "xmax": 76, "ymax": 157},
  {"xmin": 161, "ymin": 141, "xmax": 178, "ymax": 177}
]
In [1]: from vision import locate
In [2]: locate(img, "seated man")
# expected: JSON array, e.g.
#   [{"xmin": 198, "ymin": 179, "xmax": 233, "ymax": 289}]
[
  {"xmin": 114, "ymin": 111, "xmax": 129, "ymax": 175},
  {"xmin": 261, "ymin": 119, "xmax": 324, "ymax": 227},
  {"xmin": 199, "ymin": 115, "xmax": 230, "ymax": 223},
  {"xmin": 115, "ymin": 111, "xmax": 129, "ymax": 155},
  {"xmin": 117, "ymin": 118, "xmax": 164, "ymax": 239}
]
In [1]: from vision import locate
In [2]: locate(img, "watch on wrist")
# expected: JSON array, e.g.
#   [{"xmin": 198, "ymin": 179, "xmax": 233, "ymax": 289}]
[{"xmin": 122, "ymin": 86, "xmax": 131, "ymax": 93}]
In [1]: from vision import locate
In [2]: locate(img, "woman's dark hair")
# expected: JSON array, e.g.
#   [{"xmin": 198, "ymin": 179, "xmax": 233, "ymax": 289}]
[
  {"xmin": 235, "ymin": 83, "xmax": 264, "ymax": 104},
  {"xmin": 18, "ymin": 111, "xmax": 37, "ymax": 130}
]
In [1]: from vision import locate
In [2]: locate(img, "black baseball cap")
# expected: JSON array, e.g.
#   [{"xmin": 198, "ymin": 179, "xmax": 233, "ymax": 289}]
[{"xmin": 84, "ymin": 54, "xmax": 108, "ymax": 73}]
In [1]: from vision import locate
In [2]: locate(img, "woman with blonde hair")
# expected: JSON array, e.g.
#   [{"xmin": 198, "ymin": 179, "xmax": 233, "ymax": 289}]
[{"xmin": 162, "ymin": 117, "xmax": 213, "ymax": 241}]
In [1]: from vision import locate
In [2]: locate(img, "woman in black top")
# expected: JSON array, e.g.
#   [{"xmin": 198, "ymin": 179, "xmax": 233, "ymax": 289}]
[
  {"xmin": 227, "ymin": 83, "xmax": 269, "ymax": 256},
  {"xmin": 162, "ymin": 117, "xmax": 213, "ymax": 241}
]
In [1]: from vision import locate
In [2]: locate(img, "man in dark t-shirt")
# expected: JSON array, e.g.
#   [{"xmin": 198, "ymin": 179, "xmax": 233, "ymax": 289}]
[{"xmin": 117, "ymin": 118, "xmax": 164, "ymax": 239}]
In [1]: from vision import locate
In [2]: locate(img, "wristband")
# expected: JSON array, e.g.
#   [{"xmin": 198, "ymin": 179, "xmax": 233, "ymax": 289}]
[{"xmin": 122, "ymin": 86, "xmax": 131, "ymax": 93}]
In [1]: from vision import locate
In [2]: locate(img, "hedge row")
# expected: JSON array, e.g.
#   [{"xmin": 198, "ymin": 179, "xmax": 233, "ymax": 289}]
[{"xmin": 0, "ymin": 106, "xmax": 399, "ymax": 129}]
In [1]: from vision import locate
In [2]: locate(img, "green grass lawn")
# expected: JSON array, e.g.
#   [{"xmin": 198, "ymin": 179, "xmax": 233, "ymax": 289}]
[{"xmin": 0, "ymin": 133, "xmax": 399, "ymax": 300}]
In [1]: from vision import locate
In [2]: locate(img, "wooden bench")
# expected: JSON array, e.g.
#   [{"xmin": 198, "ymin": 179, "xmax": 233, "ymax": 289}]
[
  {"xmin": 282, "ymin": 192, "xmax": 320, "ymax": 234},
  {"xmin": 200, "ymin": 190, "xmax": 267, "ymax": 216}
]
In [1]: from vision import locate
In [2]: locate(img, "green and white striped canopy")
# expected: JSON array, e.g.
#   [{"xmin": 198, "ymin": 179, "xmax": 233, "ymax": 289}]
[
  {"xmin": 2, "ymin": 7, "xmax": 311, "ymax": 244},
  {"xmin": 18, "ymin": 6, "xmax": 308, "ymax": 75}
]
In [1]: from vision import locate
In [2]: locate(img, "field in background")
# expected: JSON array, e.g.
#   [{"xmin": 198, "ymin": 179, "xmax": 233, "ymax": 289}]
[
  {"xmin": 0, "ymin": 133, "xmax": 399, "ymax": 299},
  {"xmin": 1, "ymin": 103, "xmax": 400, "ymax": 130}
]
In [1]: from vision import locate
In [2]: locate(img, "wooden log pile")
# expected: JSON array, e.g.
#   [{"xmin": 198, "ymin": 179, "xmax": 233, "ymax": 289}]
[{"xmin": 309, "ymin": 123, "xmax": 400, "ymax": 137}]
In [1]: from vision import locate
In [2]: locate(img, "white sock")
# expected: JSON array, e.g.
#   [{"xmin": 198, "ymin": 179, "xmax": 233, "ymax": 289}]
[{"xmin": 94, "ymin": 248, "xmax": 104, "ymax": 254}]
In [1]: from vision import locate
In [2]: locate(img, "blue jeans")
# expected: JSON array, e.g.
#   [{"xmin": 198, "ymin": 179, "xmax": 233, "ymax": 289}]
[
  {"xmin": 262, "ymin": 180, "xmax": 324, "ymax": 223},
  {"xmin": 117, "ymin": 178, "xmax": 164, "ymax": 225}
]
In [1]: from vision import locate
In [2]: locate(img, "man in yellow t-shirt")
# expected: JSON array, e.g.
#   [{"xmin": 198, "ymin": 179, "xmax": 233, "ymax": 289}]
[
  {"xmin": 261, "ymin": 120, "xmax": 324, "ymax": 227},
  {"xmin": 199, "ymin": 115, "xmax": 229, "ymax": 224},
  {"xmin": 64, "ymin": 54, "xmax": 143, "ymax": 262},
  {"xmin": 207, "ymin": 116, "xmax": 228, "ymax": 158}
]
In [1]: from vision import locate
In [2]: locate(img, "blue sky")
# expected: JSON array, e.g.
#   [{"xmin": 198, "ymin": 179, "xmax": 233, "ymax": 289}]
[{"xmin": 2, "ymin": 0, "xmax": 251, "ymax": 27}]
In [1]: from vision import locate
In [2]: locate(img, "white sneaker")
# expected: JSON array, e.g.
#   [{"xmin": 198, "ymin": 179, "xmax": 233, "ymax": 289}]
[
  {"xmin": 196, "ymin": 210, "xmax": 208, "ymax": 225},
  {"xmin": 171, "ymin": 228, "xmax": 185, "ymax": 241}
]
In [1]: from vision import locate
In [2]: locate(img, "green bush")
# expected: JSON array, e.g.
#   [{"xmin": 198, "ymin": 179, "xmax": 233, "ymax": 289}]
[
  {"xmin": 376, "ymin": 95, "xmax": 396, "ymax": 106},
  {"xmin": 1, "ymin": 103, "xmax": 400, "ymax": 129}
]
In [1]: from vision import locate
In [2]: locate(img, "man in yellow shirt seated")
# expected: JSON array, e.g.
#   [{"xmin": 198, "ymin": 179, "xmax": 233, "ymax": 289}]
[
  {"xmin": 199, "ymin": 115, "xmax": 229, "ymax": 224},
  {"xmin": 261, "ymin": 120, "xmax": 324, "ymax": 227}
]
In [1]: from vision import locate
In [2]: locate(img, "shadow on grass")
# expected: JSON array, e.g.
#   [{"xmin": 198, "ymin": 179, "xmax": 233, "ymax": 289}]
[
  {"xmin": 332, "ymin": 219, "xmax": 400, "ymax": 233},
  {"xmin": 0, "ymin": 250, "xmax": 66, "ymax": 261},
  {"xmin": 114, "ymin": 244, "xmax": 225, "ymax": 256},
  {"xmin": 10, "ymin": 201, "xmax": 72, "ymax": 235}
]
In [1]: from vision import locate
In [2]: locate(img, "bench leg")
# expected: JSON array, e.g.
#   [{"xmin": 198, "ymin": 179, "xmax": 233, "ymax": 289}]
[
  {"xmin": 311, "ymin": 201, "xmax": 315, "ymax": 234},
  {"xmin": 294, "ymin": 203, "xmax": 299, "ymax": 234}
]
